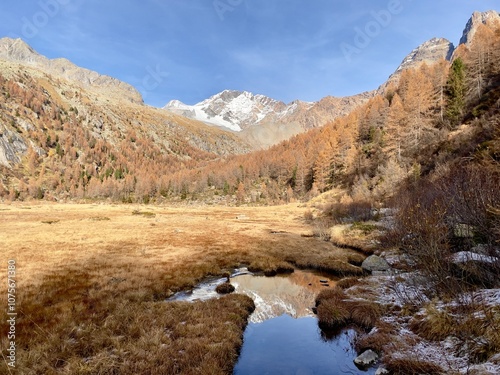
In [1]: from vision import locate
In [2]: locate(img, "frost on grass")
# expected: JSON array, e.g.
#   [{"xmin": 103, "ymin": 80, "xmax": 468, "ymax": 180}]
[{"xmin": 347, "ymin": 269, "xmax": 500, "ymax": 374}]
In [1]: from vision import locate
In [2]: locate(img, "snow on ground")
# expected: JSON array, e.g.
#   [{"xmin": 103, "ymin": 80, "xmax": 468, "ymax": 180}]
[
  {"xmin": 451, "ymin": 251, "xmax": 499, "ymax": 264},
  {"xmin": 344, "ymin": 264, "xmax": 500, "ymax": 374}
]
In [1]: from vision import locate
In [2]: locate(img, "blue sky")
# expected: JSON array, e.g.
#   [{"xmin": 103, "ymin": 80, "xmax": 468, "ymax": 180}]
[{"xmin": 1, "ymin": 1, "xmax": 498, "ymax": 107}]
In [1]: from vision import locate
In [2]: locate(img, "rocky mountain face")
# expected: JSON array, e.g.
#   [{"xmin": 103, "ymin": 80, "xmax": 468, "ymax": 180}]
[
  {"xmin": 165, "ymin": 12, "xmax": 500, "ymax": 145},
  {"xmin": 394, "ymin": 37, "xmax": 455, "ymax": 73},
  {"xmin": 165, "ymin": 90, "xmax": 290, "ymax": 132},
  {"xmin": 0, "ymin": 37, "xmax": 143, "ymax": 104},
  {"xmin": 381, "ymin": 9, "xmax": 500, "ymax": 93},
  {"xmin": 165, "ymin": 13, "xmax": 500, "ymax": 142},
  {"xmin": 459, "ymin": 10, "xmax": 500, "ymax": 47},
  {"xmin": 165, "ymin": 90, "xmax": 373, "ymax": 148},
  {"xmin": 379, "ymin": 37, "xmax": 455, "ymax": 93},
  {"xmin": 0, "ymin": 40, "xmax": 250, "ymax": 174}
]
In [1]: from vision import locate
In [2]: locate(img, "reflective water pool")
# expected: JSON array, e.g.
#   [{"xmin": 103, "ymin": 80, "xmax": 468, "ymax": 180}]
[
  {"xmin": 168, "ymin": 269, "xmax": 377, "ymax": 374},
  {"xmin": 234, "ymin": 315, "xmax": 375, "ymax": 375}
]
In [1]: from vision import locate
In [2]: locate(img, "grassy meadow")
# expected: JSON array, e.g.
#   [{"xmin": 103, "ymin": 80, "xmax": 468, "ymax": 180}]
[{"xmin": 0, "ymin": 202, "xmax": 363, "ymax": 374}]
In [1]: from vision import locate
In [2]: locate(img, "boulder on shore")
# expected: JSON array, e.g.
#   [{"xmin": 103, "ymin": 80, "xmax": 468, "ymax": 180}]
[
  {"xmin": 354, "ymin": 349, "xmax": 379, "ymax": 368},
  {"xmin": 362, "ymin": 255, "xmax": 390, "ymax": 273}
]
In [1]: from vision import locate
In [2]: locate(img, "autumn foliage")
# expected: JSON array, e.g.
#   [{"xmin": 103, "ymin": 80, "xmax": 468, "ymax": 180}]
[{"xmin": 0, "ymin": 22, "xmax": 499, "ymax": 206}]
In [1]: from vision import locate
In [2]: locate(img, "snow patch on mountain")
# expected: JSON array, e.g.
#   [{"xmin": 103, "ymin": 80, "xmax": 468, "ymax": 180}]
[{"xmin": 164, "ymin": 90, "xmax": 309, "ymax": 132}]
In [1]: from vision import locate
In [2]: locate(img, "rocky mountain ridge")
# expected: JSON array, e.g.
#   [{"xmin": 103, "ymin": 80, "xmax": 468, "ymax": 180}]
[
  {"xmin": 395, "ymin": 37, "xmax": 455, "ymax": 73},
  {"xmin": 0, "ymin": 37, "xmax": 143, "ymax": 104},
  {"xmin": 0, "ymin": 47, "xmax": 251, "ymax": 170},
  {"xmin": 165, "ymin": 89, "xmax": 374, "ymax": 148},
  {"xmin": 460, "ymin": 10, "xmax": 500, "ymax": 46},
  {"xmin": 165, "ymin": 90, "xmax": 294, "ymax": 132},
  {"xmin": 379, "ymin": 10, "xmax": 500, "ymax": 93},
  {"xmin": 167, "ymin": 11, "xmax": 495, "ymax": 137}
]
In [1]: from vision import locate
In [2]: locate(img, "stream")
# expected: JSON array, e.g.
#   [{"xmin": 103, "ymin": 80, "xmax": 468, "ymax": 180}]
[{"xmin": 168, "ymin": 269, "xmax": 377, "ymax": 374}]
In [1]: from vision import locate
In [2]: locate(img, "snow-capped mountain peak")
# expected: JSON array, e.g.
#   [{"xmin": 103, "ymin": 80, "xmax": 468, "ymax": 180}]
[
  {"xmin": 164, "ymin": 90, "xmax": 288, "ymax": 132},
  {"xmin": 164, "ymin": 89, "xmax": 372, "ymax": 144}
]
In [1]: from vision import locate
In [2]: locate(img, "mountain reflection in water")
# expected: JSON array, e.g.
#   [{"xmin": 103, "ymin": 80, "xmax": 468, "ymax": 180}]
[
  {"xmin": 232, "ymin": 271, "xmax": 376, "ymax": 375},
  {"xmin": 167, "ymin": 269, "xmax": 376, "ymax": 374},
  {"xmin": 232, "ymin": 270, "xmax": 337, "ymax": 323}
]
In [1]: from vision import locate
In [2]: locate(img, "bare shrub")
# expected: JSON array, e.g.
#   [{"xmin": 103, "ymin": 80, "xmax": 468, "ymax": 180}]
[
  {"xmin": 438, "ymin": 163, "xmax": 500, "ymax": 250},
  {"xmin": 312, "ymin": 218, "xmax": 332, "ymax": 241},
  {"xmin": 385, "ymin": 161, "xmax": 500, "ymax": 296},
  {"xmin": 391, "ymin": 179, "xmax": 453, "ymax": 294},
  {"xmin": 303, "ymin": 209, "xmax": 314, "ymax": 222},
  {"xmin": 323, "ymin": 200, "xmax": 373, "ymax": 223}
]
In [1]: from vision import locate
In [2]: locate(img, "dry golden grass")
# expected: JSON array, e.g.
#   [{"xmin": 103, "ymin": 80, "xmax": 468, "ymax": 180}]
[
  {"xmin": 408, "ymin": 303, "xmax": 500, "ymax": 364},
  {"xmin": 355, "ymin": 320, "xmax": 397, "ymax": 354},
  {"xmin": 383, "ymin": 357, "xmax": 446, "ymax": 375},
  {"xmin": 349, "ymin": 300, "xmax": 383, "ymax": 329},
  {"xmin": 329, "ymin": 223, "xmax": 377, "ymax": 255},
  {"xmin": 336, "ymin": 277, "xmax": 361, "ymax": 290},
  {"xmin": 0, "ymin": 202, "xmax": 364, "ymax": 374},
  {"xmin": 314, "ymin": 286, "xmax": 382, "ymax": 330}
]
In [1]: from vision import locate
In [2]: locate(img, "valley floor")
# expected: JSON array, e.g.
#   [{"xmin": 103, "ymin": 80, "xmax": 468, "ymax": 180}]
[
  {"xmin": 0, "ymin": 202, "xmax": 356, "ymax": 374},
  {"xmin": 1, "ymin": 202, "xmax": 498, "ymax": 374}
]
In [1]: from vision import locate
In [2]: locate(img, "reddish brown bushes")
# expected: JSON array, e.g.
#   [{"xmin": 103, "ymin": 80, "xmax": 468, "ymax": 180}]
[{"xmin": 386, "ymin": 162, "xmax": 500, "ymax": 295}]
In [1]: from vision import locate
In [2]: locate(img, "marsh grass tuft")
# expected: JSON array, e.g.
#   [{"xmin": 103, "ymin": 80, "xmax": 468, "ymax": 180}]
[
  {"xmin": 132, "ymin": 209, "xmax": 156, "ymax": 217},
  {"xmin": 41, "ymin": 219, "xmax": 60, "ymax": 224},
  {"xmin": 317, "ymin": 301, "xmax": 351, "ymax": 328},
  {"xmin": 354, "ymin": 321, "xmax": 396, "ymax": 354},
  {"xmin": 216, "ymin": 282, "xmax": 235, "ymax": 294},
  {"xmin": 336, "ymin": 277, "xmax": 361, "ymax": 290},
  {"xmin": 315, "ymin": 287, "xmax": 382, "ymax": 330},
  {"xmin": 349, "ymin": 301, "xmax": 383, "ymax": 329},
  {"xmin": 383, "ymin": 357, "xmax": 445, "ymax": 375}
]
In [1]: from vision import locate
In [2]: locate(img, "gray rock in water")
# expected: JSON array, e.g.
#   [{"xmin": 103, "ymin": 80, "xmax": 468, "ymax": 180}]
[
  {"xmin": 362, "ymin": 255, "xmax": 390, "ymax": 273},
  {"xmin": 354, "ymin": 349, "xmax": 379, "ymax": 368}
]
